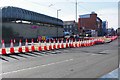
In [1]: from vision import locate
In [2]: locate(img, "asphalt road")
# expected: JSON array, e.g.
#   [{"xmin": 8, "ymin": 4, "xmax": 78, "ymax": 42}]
[{"xmin": 0, "ymin": 39, "xmax": 118, "ymax": 78}]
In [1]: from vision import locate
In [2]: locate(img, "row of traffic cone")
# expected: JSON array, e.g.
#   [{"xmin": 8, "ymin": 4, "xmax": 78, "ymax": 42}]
[
  {"xmin": 1, "ymin": 39, "xmax": 35, "ymax": 55},
  {"xmin": 1, "ymin": 38, "xmax": 95, "ymax": 55},
  {"xmin": 1, "ymin": 40, "xmax": 15, "ymax": 55}
]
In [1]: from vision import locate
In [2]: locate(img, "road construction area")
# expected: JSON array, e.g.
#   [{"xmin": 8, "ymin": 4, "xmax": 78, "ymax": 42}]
[{"xmin": 0, "ymin": 39, "xmax": 118, "ymax": 78}]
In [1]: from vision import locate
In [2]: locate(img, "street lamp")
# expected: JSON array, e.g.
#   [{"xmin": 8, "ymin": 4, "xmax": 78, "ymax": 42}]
[
  {"xmin": 48, "ymin": 4, "xmax": 61, "ymax": 38},
  {"xmin": 57, "ymin": 9, "xmax": 61, "ymax": 38}
]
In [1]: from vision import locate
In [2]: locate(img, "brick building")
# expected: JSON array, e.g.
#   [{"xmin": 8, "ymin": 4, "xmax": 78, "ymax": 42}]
[{"xmin": 78, "ymin": 12, "xmax": 102, "ymax": 36}]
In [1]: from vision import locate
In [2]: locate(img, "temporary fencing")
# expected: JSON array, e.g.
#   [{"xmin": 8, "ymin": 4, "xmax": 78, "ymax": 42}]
[{"xmin": 0, "ymin": 36, "xmax": 117, "ymax": 55}]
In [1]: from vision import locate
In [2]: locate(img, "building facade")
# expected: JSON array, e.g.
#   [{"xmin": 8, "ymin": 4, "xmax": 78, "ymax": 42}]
[
  {"xmin": 102, "ymin": 21, "xmax": 108, "ymax": 36},
  {"xmin": 63, "ymin": 20, "xmax": 79, "ymax": 35},
  {"xmin": 78, "ymin": 12, "xmax": 102, "ymax": 37},
  {"xmin": 1, "ymin": 6, "xmax": 64, "ymax": 42}
]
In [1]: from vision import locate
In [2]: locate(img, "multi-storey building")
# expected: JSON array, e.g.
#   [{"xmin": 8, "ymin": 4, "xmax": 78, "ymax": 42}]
[
  {"xmin": 78, "ymin": 12, "xmax": 102, "ymax": 36},
  {"xmin": 63, "ymin": 20, "xmax": 79, "ymax": 35}
]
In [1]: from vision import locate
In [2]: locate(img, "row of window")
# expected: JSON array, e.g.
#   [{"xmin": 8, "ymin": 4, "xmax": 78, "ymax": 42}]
[
  {"xmin": 64, "ymin": 30, "xmax": 72, "ymax": 32},
  {"xmin": 64, "ymin": 25, "xmax": 73, "ymax": 29}
]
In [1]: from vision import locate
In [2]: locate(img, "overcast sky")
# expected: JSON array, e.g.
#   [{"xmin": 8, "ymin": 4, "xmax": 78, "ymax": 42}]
[{"xmin": 1, "ymin": 0, "xmax": 119, "ymax": 29}]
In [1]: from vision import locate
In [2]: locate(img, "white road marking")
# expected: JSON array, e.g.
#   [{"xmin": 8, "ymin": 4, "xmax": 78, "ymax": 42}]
[
  {"xmin": 91, "ymin": 54, "xmax": 103, "ymax": 55},
  {"xmin": 0, "ymin": 58, "xmax": 74, "ymax": 76}
]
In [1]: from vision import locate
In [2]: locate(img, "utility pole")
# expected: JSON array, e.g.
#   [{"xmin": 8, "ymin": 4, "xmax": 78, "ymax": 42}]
[{"xmin": 75, "ymin": 0, "xmax": 77, "ymax": 22}]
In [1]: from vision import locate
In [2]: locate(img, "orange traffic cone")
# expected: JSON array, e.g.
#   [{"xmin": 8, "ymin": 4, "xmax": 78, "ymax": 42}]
[
  {"xmin": 70, "ymin": 38, "xmax": 73, "ymax": 48},
  {"xmin": 85, "ymin": 41, "xmax": 87, "ymax": 47},
  {"xmin": 86, "ymin": 40, "xmax": 88, "ymax": 47},
  {"xmin": 66, "ymin": 39, "xmax": 68, "ymax": 48},
  {"xmin": 57, "ymin": 39, "xmax": 60, "ymax": 49},
  {"xmin": 92, "ymin": 39, "xmax": 94, "ymax": 45},
  {"xmin": 10, "ymin": 39, "xmax": 14, "ymax": 53},
  {"xmin": 44, "ymin": 40, "xmax": 47, "ymax": 51},
  {"xmin": 75, "ymin": 39, "xmax": 77, "ymax": 48},
  {"xmin": 87, "ymin": 40, "xmax": 89, "ymax": 46},
  {"xmin": 89, "ymin": 40, "xmax": 91, "ymax": 46},
  {"xmin": 68, "ymin": 39, "xmax": 71, "ymax": 47},
  {"xmin": 25, "ymin": 39, "xmax": 29, "ymax": 52},
  {"xmin": 49, "ymin": 39, "xmax": 52, "ymax": 50},
  {"xmin": 72, "ymin": 38, "xmax": 75, "ymax": 48},
  {"xmin": 53, "ymin": 39, "xmax": 56, "ymax": 49},
  {"xmin": 78, "ymin": 39, "xmax": 81, "ymax": 47},
  {"xmin": 38, "ymin": 40, "xmax": 42, "ymax": 51},
  {"xmin": 89, "ymin": 40, "xmax": 92, "ymax": 46},
  {"xmin": 81, "ymin": 40, "xmax": 83, "ymax": 47},
  {"xmin": 88, "ymin": 40, "xmax": 90, "ymax": 46},
  {"xmin": 83, "ymin": 41, "xmax": 85, "ymax": 47},
  {"xmin": 61, "ymin": 39, "xmax": 64, "ymax": 49},
  {"xmin": 31, "ymin": 39, "xmax": 35, "ymax": 52},
  {"xmin": 18, "ymin": 39, "xmax": 22, "ymax": 53},
  {"xmin": 1, "ymin": 40, "xmax": 6, "ymax": 55}
]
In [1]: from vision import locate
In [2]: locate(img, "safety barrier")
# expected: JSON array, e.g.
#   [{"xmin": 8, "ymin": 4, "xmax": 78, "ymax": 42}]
[{"xmin": 0, "ymin": 36, "xmax": 118, "ymax": 55}]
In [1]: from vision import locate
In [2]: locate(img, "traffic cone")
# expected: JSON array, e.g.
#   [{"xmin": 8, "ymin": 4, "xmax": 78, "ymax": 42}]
[
  {"xmin": 1, "ymin": 40, "xmax": 6, "ymax": 55},
  {"xmin": 10, "ymin": 39, "xmax": 15, "ymax": 53},
  {"xmin": 85, "ymin": 41, "xmax": 87, "ymax": 47},
  {"xmin": 31, "ymin": 39, "xmax": 35, "ymax": 52},
  {"xmin": 88, "ymin": 40, "xmax": 90, "ymax": 46},
  {"xmin": 38, "ymin": 40, "xmax": 42, "ymax": 51},
  {"xmin": 68, "ymin": 39, "xmax": 71, "ymax": 47},
  {"xmin": 92, "ymin": 39, "xmax": 94, "ymax": 45},
  {"xmin": 25, "ymin": 39, "xmax": 29, "ymax": 52},
  {"xmin": 49, "ymin": 39, "xmax": 52, "ymax": 50},
  {"xmin": 86, "ymin": 40, "xmax": 88, "ymax": 47},
  {"xmin": 70, "ymin": 38, "xmax": 72, "ymax": 48},
  {"xmin": 67, "ymin": 38, "xmax": 70, "ymax": 48},
  {"xmin": 57, "ymin": 39, "xmax": 60, "ymax": 49},
  {"xmin": 75, "ymin": 39, "xmax": 77, "ymax": 48},
  {"xmin": 89, "ymin": 40, "xmax": 91, "ymax": 46},
  {"xmin": 87, "ymin": 40, "xmax": 90, "ymax": 46},
  {"xmin": 81, "ymin": 40, "xmax": 83, "ymax": 47},
  {"xmin": 44, "ymin": 40, "xmax": 47, "ymax": 51},
  {"xmin": 83, "ymin": 40, "xmax": 85, "ymax": 47},
  {"xmin": 66, "ymin": 39, "xmax": 68, "ymax": 48},
  {"xmin": 70, "ymin": 38, "xmax": 74, "ymax": 48},
  {"xmin": 61, "ymin": 39, "xmax": 64, "ymax": 48},
  {"xmin": 18, "ymin": 39, "xmax": 22, "ymax": 53},
  {"xmin": 90, "ymin": 39, "xmax": 92, "ymax": 46},
  {"xmin": 78, "ymin": 39, "xmax": 81, "ymax": 47},
  {"xmin": 85, "ymin": 40, "xmax": 87, "ymax": 47},
  {"xmin": 53, "ymin": 39, "xmax": 56, "ymax": 49}
]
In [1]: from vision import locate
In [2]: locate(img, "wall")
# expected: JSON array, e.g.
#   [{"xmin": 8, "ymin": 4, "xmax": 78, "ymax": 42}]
[
  {"xmin": 2, "ymin": 22, "xmax": 64, "ymax": 42},
  {"xmin": 78, "ymin": 14, "xmax": 97, "ymax": 31}
]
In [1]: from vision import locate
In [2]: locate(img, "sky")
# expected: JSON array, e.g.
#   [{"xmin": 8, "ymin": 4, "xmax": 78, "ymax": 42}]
[{"xmin": 0, "ymin": 0, "xmax": 119, "ymax": 29}]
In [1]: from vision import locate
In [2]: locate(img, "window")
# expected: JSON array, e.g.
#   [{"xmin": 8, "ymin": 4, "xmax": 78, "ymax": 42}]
[{"xmin": 67, "ymin": 25, "xmax": 68, "ymax": 28}]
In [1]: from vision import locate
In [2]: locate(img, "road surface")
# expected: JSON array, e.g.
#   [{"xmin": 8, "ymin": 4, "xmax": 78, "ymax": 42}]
[{"xmin": 0, "ymin": 39, "xmax": 118, "ymax": 78}]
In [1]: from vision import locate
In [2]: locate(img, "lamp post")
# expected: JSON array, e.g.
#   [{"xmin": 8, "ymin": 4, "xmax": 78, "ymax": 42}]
[{"xmin": 57, "ymin": 9, "xmax": 61, "ymax": 38}]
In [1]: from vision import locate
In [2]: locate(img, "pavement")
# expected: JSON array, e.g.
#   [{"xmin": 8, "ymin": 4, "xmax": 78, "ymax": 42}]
[
  {"xmin": 0, "ymin": 39, "xmax": 118, "ymax": 78},
  {"xmin": 101, "ymin": 68, "xmax": 119, "ymax": 78}
]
